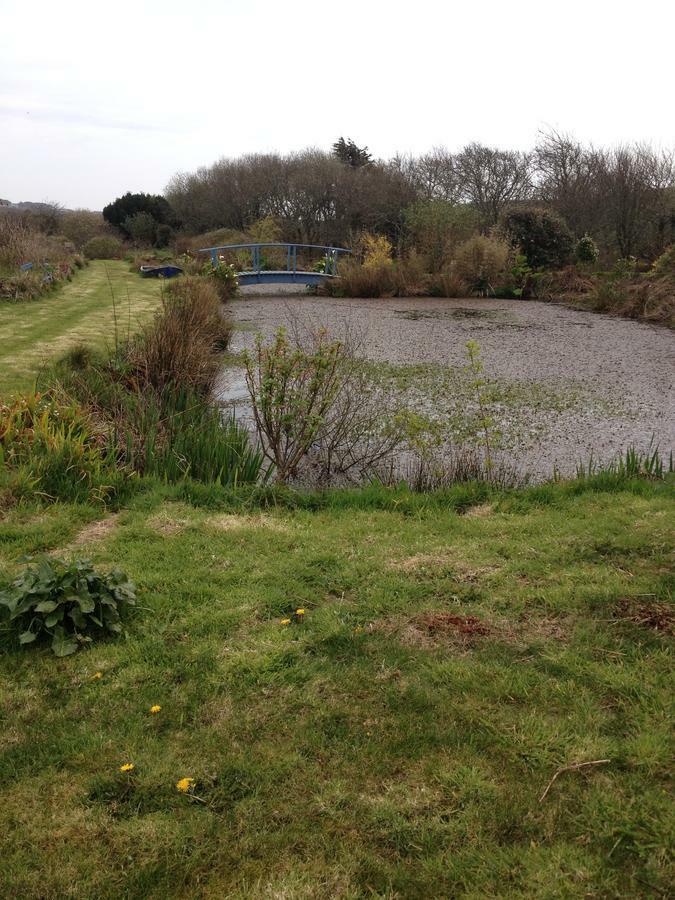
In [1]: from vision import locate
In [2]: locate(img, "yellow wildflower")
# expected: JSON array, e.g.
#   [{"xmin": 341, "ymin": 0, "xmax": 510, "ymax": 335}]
[
  {"xmin": 176, "ymin": 777, "xmax": 195, "ymax": 793},
  {"xmin": 91, "ymin": 671, "xmax": 103, "ymax": 680},
  {"xmin": 295, "ymin": 608, "xmax": 305, "ymax": 616},
  {"xmin": 119, "ymin": 763, "xmax": 135, "ymax": 773},
  {"xmin": 280, "ymin": 618, "xmax": 291, "ymax": 625},
  {"xmin": 150, "ymin": 705, "xmax": 161, "ymax": 714}
]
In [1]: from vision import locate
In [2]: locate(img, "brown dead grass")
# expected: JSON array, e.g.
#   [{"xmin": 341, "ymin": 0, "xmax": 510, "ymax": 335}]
[
  {"xmin": 388, "ymin": 551, "xmax": 500, "ymax": 583},
  {"xmin": 613, "ymin": 598, "xmax": 673, "ymax": 635},
  {"xmin": 147, "ymin": 510, "xmax": 189, "ymax": 536},
  {"xmin": 371, "ymin": 609, "xmax": 573, "ymax": 652},
  {"xmin": 204, "ymin": 514, "xmax": 289, "ymax": 533},
  {"xmin": 370, "ymin": 611, "xmax": 491, "ymax": 650},
  {"xmin": 463, "ymin": 503, "xmax": 495, "ymax": 518},
  {"xmin": 68, "ymin": 514, "xmax": 120, "ymax": 548}
]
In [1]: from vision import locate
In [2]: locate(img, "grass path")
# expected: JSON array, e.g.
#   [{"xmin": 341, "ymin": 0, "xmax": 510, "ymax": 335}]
[
  {"xmin": 0, "ymin": 260, "xmax": 163, "ymax": 395},
  {"xmin": 0, "ymin": 480, "xmax": 672, "ymax": 897}
]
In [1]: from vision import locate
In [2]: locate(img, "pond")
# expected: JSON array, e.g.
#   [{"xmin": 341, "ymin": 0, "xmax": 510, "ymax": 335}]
[{"xmin": 217, "ymin": 292, "xmax": 675, "ymax": 482}]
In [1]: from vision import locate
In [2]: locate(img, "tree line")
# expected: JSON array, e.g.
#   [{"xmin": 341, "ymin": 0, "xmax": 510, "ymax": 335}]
[{"xmin": 166, "ymin": 132, "xmax": 674, "ymax": 261}]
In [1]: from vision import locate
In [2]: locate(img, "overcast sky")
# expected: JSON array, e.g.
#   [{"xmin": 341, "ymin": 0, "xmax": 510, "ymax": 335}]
[{"xmin": 1, "ymin": 0, "xmax": 673, "ymax": 210}]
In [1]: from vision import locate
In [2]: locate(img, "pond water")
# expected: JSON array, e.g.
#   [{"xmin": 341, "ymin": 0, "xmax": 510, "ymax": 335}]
[{"xmin": 217, "ymin": 292, "xmax": 675, "ymax": 482}]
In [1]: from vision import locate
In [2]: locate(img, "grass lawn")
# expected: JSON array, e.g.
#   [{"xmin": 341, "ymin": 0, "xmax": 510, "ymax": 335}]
[
  {"xmin": 0, "ymin": 260, "xmax": 163, "ymax": 395},
  {"xmin": 0, "ymin": 479, "xmax": 672, "ymax": 897}
]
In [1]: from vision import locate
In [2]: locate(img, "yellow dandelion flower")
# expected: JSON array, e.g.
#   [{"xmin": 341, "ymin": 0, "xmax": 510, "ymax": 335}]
[
  {"xmin": 295, "ymin": 608, "xmax": 305, "ymax": 616},
  {"xmin": 119, "ymin": 763, "xmax": 135, "ymax": 773},
  {"xmin": 280, "ymin": 618, "xmax": 291, "ymax": 625},
  {"xmin": 176, "ymin": 777, "xmax": 195, "ymax": 793},
  {"xmin": 91, "ymin": 671, "xmax": 103, "ymax": 680},
  {"xmin": 150, "ymin": 705, "xmax": 161, "ymax": 714}
]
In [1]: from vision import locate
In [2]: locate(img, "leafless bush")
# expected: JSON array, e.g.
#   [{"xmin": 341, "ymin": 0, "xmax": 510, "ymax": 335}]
[
  {"xmin": 59, "ymin": 210, "xmax": 111, "ymax": 249},
  {"xmin": 394, "ymin": 445, "xmax": 525, "ymax": 491},
  {"xmin": 308, "ymin": 364, "xmax": 408, "ymax": 484},
  {"xmin": 0, "ymin": 216, "xmax": 70, "ymax": 270}
]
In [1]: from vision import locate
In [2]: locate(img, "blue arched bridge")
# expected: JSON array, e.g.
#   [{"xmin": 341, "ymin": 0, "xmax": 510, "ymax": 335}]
[{"xmin": 198, "ymin": 242, "xmax": 351, "ymax": 286}]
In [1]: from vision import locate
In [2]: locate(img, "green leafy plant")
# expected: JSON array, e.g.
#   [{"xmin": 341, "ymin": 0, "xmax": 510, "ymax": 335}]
[
  {"xmin": 496, "ymin": 253, "xmax": 532, "ymax": 298},
  {"xmin": 651, "ymin": 244, "xmax": 675, "ymax": 277},
  {"xmin": 83, "ymin": 235, "xmax": 123, "ymax": 260},
  {"xmin": 0, "ymin": 556, "xmax": 136, "ymax": 656},
  {"xmin": 0, "ymin": 391, "xmax": 128, "ymax": 504},
  {"xmin": 464, "ymin": 340, "xmax": 501, "ymax": 472},
  {"xmin": 575, "ymin": 234, "xmax": 599, "ymax": 264},
  {"xmin": 500, "ymin": 206, "xmax": 573, "ymax": 269},
  {"xmin": 206, "ymin": 260, "xmax": 239, "ymax": 299},
  {"xmin": 243, "ymin": 327, "xmax": 345, "ymax": 482}
]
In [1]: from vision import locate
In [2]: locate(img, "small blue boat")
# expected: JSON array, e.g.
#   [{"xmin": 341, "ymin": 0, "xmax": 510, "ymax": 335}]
[{"xmin": 140, "ymin": 265, "xmax": 183, "ymax": 279}]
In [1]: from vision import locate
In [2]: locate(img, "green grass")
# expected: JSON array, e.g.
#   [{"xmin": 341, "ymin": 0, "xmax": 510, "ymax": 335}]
[
  {"xmin": 0, "ymin": 261, "xmax": 163, "ymax": 396},
  {"xmin": 0, "ymin": 477, "xmax": 672, "ymax": 897}
]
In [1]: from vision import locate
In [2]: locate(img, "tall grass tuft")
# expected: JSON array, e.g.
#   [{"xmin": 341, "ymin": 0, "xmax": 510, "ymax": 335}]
[
  {"xmin": 51, "ymin": 276, "xmax": 266, "ymax": 488},
  {"xmin": 125, "ymin": 387, "xmax": 269, "ymax": 485},
  {"xmin": 127, "ymin": 276, "xmax": 232, "ymax": 395},
  {"xmin": 576, "ymin": 442, "xmax": 673, "ymax": 480},
  {"xmin": 0, "ymin": 392, "xmax": 130, "ymax": 504}
]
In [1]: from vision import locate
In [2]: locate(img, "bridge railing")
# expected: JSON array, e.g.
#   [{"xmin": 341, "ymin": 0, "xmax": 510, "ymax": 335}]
[{"xmin": 197, "ymin": 242, "xmax": 351, "ymax": 277}]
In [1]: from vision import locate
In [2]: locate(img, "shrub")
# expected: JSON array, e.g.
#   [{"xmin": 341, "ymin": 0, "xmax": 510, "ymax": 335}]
[
  {"xmin": 501, "ymin": 206, "xmax": 573, "ymax": 269},
  {"xmin": 128, "ymin": 276, "xmax": 231, "ymax": 395},
  {"xmin": 123, "ymin": 211, "xmax": 158, "ymax": 246},
  {"xmin": 0, "ymin": 555, "xmax": 136, "ymax": 656},
  {"xmin": 103, "ymin": 192, "xmax": 179, "ymax": 236},
  {"xmin": 575, "ymin": 234, "xmax": 599, "ymax": 264},
  {"xmin": 155, "ymin": 223, "xmax": 173, "ymax": 248},
  {"xmin": 394, "ymin": 251, "xmax": 429, "ymax": 296},
  {"xmin": 329, "ymin": 259, "xmax": 397, "ymax": 298},
  {"xmin": 59, "ymin": 210, "xmax": 110, "ymax": 249},
  {"xmin": 404, "ymin": 201, "xmax": 479, "ymax": 272},
  {"xmin": 0, "ymin": 392, "xmax": 128, "ymax": 504},
  {"xmin": 244, "ymin": 328, "xmax": 346, "ymax": 482},
  {"xmin": 207, "ymin": 261, "xmax": 239, "ymax": 299},
  {"xmin": 53, "ymin": 287, "xmax": 266, "ymax": 485},
  {"xmin": 453, "ymin": 235, "xmax": 511, "ymax": 295},
  {"xmin": 246, "ymin": 216, "xmax": 282, "ymax": 244},
  {"xmin": 613, "ymin": 256, "xmax": 639, "ymax": 277},
  {"xmin": 428, "ymin": 271, "xmax": 467, "ymax": 297},
  {"xmin": 651, "ymin": 245, "xmax": 675, "ymax": 277},
  {"xmin": 361, "ymin": 233, "xmax": 393, "ymax": 268},
  {"xmin": 84, "ymin": 235, "xmax": 123, "ymax": 259}
]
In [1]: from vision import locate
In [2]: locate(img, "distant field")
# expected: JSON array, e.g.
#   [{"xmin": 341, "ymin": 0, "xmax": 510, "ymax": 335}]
[{"xmin": 0, "ymin": 261, "xmax": 163, "ymax": 395}]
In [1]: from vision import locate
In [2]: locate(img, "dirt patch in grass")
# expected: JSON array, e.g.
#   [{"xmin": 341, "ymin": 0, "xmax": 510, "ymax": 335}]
[
  {"xmin": 614, "ymin": 598, "xmax": 673, "ymax": 635},
  {"xmin": 204, "ymin": 513, "xmax": 289, "ymax": 532},
  {"xmin": 372, "ymin": 611, "xmax": 491, "ymax": 649},
  {"xmin": 414, "ymin": 612, "xmax": 491, "ymax": 636},
  {"xmin": 463, "ymin": 503, "xmax": 495, "ymax": 518},
  {"xmin": 388, "ymin": 551, "xmax": 500, "ymax": 583},
  {"xmin": 147, "ymin": 511, "xmax": 190, "ymax": 536},
  {"xmin": 68, "ymin": 514, "xmax": 120, "ymax": 548}
]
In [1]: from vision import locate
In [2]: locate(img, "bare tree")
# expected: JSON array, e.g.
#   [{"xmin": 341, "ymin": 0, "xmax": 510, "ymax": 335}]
[
  {"xmin": 600, "ymin": 144, "xmax": 674, "ymax": 257},
  {"xmin": 455, "ymin": 143, "xmax": 533, "ymax": 225}
]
